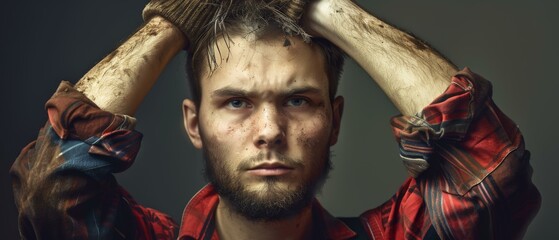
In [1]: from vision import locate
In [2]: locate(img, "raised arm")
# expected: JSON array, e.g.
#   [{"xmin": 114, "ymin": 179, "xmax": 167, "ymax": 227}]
[
  {"xmin": 9, "ymin": 15, "xmax": 186, "ymax": 240},
  {"xmin": 304, "ymin": 0, "xmax": 458, "ymax": 115},
  {"xmin": 10, "ymin": 1, "xmax": 226, "ymax": 238},
  {"xmin": 74, "ymin": 16, "xmax": 185, "ymax": 116},
  {"xmin": 303, "ymin": 1, "xmax": 540, "ymax": 239}
]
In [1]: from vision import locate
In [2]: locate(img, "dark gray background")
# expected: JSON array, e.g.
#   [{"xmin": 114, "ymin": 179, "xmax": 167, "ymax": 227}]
[{"xmin": 1, "ymin": 1, "xmax": 557, "ymax": 239}]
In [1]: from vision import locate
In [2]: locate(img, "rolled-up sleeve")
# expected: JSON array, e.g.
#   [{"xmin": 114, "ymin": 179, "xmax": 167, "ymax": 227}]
[
  {"xmin": 362, "ymin": 68, "xmax": 541, "ymax": 240},
  {"xmin": 10, "ymin": 81, "xmax": 176, "ymax": 239}
]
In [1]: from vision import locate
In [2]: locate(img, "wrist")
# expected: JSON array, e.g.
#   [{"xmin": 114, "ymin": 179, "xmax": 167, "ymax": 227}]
[
  {"xmin": 305, "ymin": 0, "xmax": 385, "ymax": 54},
  {"xmin": 144, "ymin": 16, "xmax": 187, "ymax": 52},
  {"xmin": 142, "ymin": 0, "xmax": 221, "ymax": 51},
  {"xmin": 302, "ymin": 0, "xmax": 333, "ymax": 38}
]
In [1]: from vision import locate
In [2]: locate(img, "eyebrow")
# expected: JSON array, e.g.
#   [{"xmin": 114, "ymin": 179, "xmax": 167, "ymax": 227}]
[{"xmin": 211, "ymin": 86, "xmax": 322, "ymax": 99}]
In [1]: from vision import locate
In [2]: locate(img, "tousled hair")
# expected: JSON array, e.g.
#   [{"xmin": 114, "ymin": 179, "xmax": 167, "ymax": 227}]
[{"xmin": 186, "ymin": 0, "xmax": 345, "ymax": 105}]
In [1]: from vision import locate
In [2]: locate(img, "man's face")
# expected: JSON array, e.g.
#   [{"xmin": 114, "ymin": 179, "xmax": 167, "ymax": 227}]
[{"xmin": 183, "ymin": 30, "xmax": 343, "ymax": 221}]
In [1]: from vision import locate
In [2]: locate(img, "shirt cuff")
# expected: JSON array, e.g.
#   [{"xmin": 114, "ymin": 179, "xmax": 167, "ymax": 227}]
[
  {"xmin": 45, "ymin": 81, "xmax": 142, "ymax": 173},
  {"xmin": 390, "ymin": 68, "xmax": 499, "ymax": 182}
]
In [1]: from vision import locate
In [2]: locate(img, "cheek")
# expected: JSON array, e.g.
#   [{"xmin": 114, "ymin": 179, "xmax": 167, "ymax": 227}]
[
  {"xmin": 205, "ymin": 110, "xmax": 239, "ymax": 136},
  {"xmin": 202, "ymin": 111, "xmax": 252, "ymax": 153},
  {"xmin": 201, "ymin": 117, "xmax": 246, "ymax": 172},
  {"xmin": 292, "ymin": 112, "xmax": 332, "ymax": 149}
]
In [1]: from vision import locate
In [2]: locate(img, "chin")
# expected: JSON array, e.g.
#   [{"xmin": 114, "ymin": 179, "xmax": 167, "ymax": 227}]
[{"xmin": 247, "ymin": 177, "xmax": 301, "ymax": 195}]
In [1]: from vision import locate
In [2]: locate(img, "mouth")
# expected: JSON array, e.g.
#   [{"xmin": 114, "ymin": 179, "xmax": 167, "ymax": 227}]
[{"xmin": 246, "ymin": 162, "xmax": 295, "ymax": 177}]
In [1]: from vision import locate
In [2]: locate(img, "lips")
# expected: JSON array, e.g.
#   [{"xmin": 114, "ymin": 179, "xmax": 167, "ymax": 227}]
[{"xmin": 247, "ymin": 162, "xmax": 294, "ymax": 176}]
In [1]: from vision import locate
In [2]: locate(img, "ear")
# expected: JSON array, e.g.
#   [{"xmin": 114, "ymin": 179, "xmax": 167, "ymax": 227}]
[
  {"xmin": 329, "ymin": 96, "xmax": 344, "ymax": 146},
  {"xmin": 182, "ymin": 99, "xmax": 203, "ymax": 149}
]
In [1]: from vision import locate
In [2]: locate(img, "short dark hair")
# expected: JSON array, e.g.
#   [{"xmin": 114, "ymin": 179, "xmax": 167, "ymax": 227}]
[{"xmin": 185, "ymin": 1, "xmax": 345, "ymax": 106}]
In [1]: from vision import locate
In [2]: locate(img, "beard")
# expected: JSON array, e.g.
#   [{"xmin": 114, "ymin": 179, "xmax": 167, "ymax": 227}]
[{"xmin": 201, "ymin": 135, "xmax": 332, "ymax": 222}]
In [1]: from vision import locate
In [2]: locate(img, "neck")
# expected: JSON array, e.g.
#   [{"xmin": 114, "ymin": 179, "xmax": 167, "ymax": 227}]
[{"xmin": 215, "ymin": 198, "xmax": 314, "ymax": 240}]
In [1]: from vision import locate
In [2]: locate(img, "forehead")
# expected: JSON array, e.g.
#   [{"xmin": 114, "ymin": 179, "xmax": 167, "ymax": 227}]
[{"xmin": 199, "ymin": 30, "xmax": 329, "ymax": 95}]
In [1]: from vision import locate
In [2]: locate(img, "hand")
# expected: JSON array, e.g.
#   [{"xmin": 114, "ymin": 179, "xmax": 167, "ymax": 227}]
[{"xmin": 143, "ymin": 0, "xmax": 225, "ymax": 50}]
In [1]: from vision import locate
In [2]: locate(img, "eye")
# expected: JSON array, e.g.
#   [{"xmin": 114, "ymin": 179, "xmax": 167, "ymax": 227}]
[
  {"xmin": 227, "ymin": 99, "xmax": 251, "ymax": 109},
  {"xmin": 286, "ymin": 97, "xmax": 309, "ymax": 107}
]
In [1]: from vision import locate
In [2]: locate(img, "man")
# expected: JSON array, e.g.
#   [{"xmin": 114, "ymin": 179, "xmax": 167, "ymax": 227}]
[{"xmin": 10, "ymin": 0, "xmax": 540, "ymax": 239}]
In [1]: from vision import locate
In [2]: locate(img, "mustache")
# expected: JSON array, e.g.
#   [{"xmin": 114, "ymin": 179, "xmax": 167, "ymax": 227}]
[{"xmin": 237, "ymin": 152, "xmax": 304, "ymax": 171}]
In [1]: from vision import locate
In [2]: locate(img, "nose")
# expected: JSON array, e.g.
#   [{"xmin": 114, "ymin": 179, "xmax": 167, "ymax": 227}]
[{"xmin": 253, "ymin": 106, "xmax": 286, "ymax": 148}]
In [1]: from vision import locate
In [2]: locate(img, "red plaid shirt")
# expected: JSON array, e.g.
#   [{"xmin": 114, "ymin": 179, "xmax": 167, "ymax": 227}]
[{"xmin": 11, "ymin": 68, "xmax": 540, "ymax": 239}]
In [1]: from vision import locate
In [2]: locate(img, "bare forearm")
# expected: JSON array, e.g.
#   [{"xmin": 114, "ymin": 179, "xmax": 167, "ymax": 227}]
[
  {"xmin": 307, "ymin": 0, "xmax": 458, "ymax": 115},
  {"xmin": 75, "ymin": 16, "xmax": 185, "ymax": 116}
]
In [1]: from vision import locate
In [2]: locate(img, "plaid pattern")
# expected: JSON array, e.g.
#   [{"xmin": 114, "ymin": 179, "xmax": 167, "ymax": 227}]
[
  {"xmin": 10, "ymin": 81, "xmax": 176, "ymax": 239},
  {"xmin": 361, "ymin": 68, "xmax": 540, "ymax": 239},
  {"xmin": 11, "ymin": 68, "xmax": 540, "ymax": 239}
]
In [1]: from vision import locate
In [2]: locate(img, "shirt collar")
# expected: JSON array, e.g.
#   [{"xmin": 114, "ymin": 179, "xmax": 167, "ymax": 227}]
[{"xmin": 178, "ymin": 184, "xmax": 356, "ymax": 240}]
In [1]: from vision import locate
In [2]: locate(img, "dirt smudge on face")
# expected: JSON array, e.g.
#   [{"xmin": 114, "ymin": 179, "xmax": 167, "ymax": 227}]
[{"xmin": 283, "ymin": 38, "xmax": 291, "ymax": 47}]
